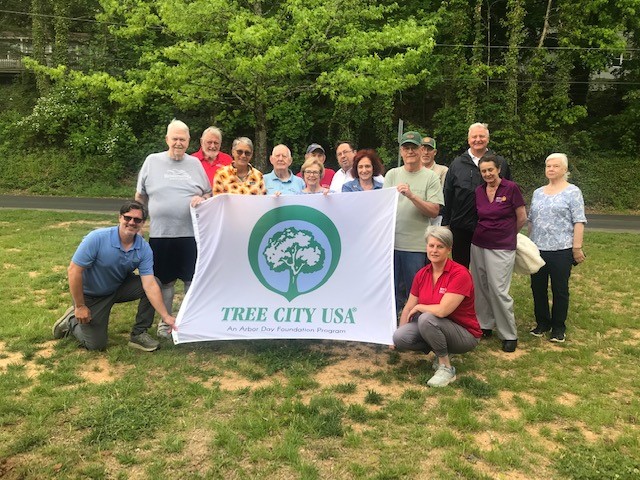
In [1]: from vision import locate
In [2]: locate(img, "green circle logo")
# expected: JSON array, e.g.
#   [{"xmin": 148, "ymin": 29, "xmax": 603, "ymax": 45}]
[{"xmin": 248, "ymin": 206, "xmax": 341, "ymax": 301}]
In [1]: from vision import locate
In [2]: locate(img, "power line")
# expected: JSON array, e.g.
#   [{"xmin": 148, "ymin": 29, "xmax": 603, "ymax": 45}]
[
  {"xmin": 2, "ymin": 9, "xmax": 638, "ymax": 53},
  {"xmin": 0, "ymin": 8, "xmax": 163, "ymax": 30},
  {"xmin": 437, "ymin": 77, "xmax": 640, "ymax": 86},
  {"xmin": 434, "ymin": 43, "xmax": 639, "ymax": 53}
]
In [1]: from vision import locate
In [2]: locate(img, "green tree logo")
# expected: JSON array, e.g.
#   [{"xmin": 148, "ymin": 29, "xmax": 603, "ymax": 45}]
[
  {"xmin": 263, "ymin": 227, "xmax": 326, "ymax": 300},
  {"xmin": 248, "ymin": 206, "xmax": 341, "ymax": 301}
]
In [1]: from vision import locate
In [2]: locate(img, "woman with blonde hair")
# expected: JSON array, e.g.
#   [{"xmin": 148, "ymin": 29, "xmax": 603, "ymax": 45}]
[
  {"xmin": 528, "ymin": 153, "xmax": 586, "ymax": 343},
  {"xmin": 394, "ymin": 226, "xmax": 481, "ymax": 387},
  {"xmin": 300, "ymin": 158, "xmax": 330, "ymax": 194}
]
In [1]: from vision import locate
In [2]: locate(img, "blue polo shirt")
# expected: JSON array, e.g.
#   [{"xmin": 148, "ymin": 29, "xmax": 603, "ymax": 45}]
[
  {"xmin": 264, "ymin": 170, "xmax": 305, "ymax": 195},
  {"xmin": 72, "ymin": 226, "xmax": 154, "ymax": 296}
]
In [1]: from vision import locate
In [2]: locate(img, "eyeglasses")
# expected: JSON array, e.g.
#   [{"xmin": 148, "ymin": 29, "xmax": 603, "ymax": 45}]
[
  {"xmin": 337, "ymin": 149, "xmax": 353, "ymax": 157},
  {"xmin": 122, "ymin": 215, "xmax": 144, "ymax": 224},
  {"xmin": 304, "ymin": 170, "xmax": 320, "ymax": 176},
  {"xmin": 235, "ymin": 149, "xmax": 252, "ymax": 157}
]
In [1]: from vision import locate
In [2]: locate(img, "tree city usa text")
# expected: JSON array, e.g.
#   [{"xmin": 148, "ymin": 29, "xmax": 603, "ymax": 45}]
[{"xmin": 219, "ymin": 306, "xmax": 357, "ymax": 324}]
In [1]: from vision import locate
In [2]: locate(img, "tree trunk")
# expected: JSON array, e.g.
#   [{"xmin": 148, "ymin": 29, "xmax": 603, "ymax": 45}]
[
  {"xmin": 254, "ymin": 102, "xmax": 268, "ymax": 172},
  {"xmin": 465, "ymin": 0, "xmax": 485, "ymax": 122},
  {"xmin": 538, "ymin": 0, "xmax": 553, "ymax": 48},
  {"xmin": 505, "ymin": 0, "xmax": 526, "ymax": 118},
  {"xmin": 31, "ymin": 0, "xmax": 50, "ymax": 94},
  {"xmin": 53, "ymin": 0, "xmax": 70, "ymax": 67}
]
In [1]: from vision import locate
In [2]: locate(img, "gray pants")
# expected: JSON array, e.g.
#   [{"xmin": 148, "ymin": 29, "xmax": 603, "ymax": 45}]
[
  {"xmin": 470, "ymin": 245, "xmax": 517, "ymax": 340},
  {"xmin": 393, "ymin": 313, "xmax": 480, "ymax": 357},
  {"xmin": 69, "ymin": 274, "xmax": 155, "ymax": 350}
]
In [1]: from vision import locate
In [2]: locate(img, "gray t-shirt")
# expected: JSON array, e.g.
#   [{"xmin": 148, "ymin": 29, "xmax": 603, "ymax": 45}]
[{"xmin": 136, "ymin": 152, "xmax": 212, "ymax": 238}]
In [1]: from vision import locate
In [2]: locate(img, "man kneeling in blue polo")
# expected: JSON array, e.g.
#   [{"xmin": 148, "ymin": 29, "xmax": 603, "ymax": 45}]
[{"xmin": 53, "ymin": 201, "xmax": 175, "ymax": 351}]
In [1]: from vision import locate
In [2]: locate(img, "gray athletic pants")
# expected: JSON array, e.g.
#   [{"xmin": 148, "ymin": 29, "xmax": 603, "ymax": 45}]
[{"xmin": 393, "ymin": 313, "xmax": 479, "ymax": 358}]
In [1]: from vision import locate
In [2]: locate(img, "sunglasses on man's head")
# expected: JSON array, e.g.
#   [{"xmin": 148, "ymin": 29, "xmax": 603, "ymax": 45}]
[{"xmin": 122, "ymin": 215, "xmax": 144, "ymax": 224}]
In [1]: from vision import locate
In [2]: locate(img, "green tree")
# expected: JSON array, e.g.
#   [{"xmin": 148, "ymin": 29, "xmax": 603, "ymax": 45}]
[
  {"xmin": 263, "ymin": 227, "xmax": 325, "ymax": 301},
  {"xmin": 38, "ymin": 0, "xmax": 437, "ymax": 169}
]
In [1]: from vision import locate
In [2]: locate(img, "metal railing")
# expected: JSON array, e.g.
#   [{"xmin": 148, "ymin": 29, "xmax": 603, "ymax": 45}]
[{"xmin": 0, "ymin": 57, "xmax": 23, "ymax": 73}]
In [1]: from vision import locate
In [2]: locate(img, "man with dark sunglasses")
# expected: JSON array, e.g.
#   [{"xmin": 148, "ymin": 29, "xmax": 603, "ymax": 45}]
[{"xmin": 52, "ymin": 201, "xmax": 175, "ymax": 352}]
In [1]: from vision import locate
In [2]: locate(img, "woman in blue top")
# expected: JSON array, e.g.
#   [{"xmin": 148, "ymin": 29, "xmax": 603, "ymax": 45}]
[
  {"xmin": 342, "ymin": 149, "xmax": 384, "ymax": 192},
  {"xmin": 528, "ymin": 153, "xmax": 586, "ymax": 343}
]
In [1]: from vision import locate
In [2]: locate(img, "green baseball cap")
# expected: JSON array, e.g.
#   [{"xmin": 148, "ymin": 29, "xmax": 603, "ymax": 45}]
[
  {"xmin": 399, "ymin": 131, "xmax": 422, "ymax": 146},
  {"xmin": 421, "ymin": 136, "xmax": 437, "ymax": 149}
]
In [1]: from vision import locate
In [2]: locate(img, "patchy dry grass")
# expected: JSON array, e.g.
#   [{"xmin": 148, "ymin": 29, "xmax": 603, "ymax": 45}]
[{"xmin": 1, "ymin": 210, "xmax": 639, "ymax": 479}]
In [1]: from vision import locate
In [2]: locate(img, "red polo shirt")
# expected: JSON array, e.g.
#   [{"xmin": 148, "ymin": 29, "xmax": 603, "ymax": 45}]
[
  {"xmin": 191, "ymin": 149, "xmax": 233, "ymax": 185},
  {"xmin": 410, "ymin": 259, "xmax": 482, "ymax": 338}
]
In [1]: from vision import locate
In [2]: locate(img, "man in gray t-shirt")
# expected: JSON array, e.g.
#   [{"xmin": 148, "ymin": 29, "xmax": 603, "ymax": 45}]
[{"xmin": 135, "ymin": 119, "xmax": 212, "ymax": 339}]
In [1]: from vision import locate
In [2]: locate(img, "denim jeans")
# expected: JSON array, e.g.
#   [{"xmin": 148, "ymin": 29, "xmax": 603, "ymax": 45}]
[{"xmin": 393, "ymin": 250, "xmax": 427, "ymax": 314}]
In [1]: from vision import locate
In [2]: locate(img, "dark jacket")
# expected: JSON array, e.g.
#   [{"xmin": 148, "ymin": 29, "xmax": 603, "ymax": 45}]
[{"xmin": 442, "ymin": 150, "xmax": 511, "ymax": 232}]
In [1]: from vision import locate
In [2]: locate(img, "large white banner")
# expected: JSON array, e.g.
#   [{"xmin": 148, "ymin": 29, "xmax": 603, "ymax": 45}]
[{"xmin": 173, "ymin": 189, "xmax": 398, "ymax": 345}]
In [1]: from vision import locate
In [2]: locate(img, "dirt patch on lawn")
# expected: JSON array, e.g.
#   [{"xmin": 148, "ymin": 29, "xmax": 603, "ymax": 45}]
[
  {"xmin": 80, "ymin": 356, "xmax": 132, "ymax": 384},
  {"xmin": 0, "ymin": 341, "xmax": 132, "ymax": 385},
  {"xmin": 495, "ymin": 391, "xmax": 524, "ymax": 420},
  {"xmin": 48, "ymin": 220, "xmax": 113, "ymax": 229},
  {"xmin": 0, "ymin": 341, "xmax": 44, "ymax": 378},
  {"xmin": 312, "ymin": 355, "xmax": 400, "ymax": 406},
  {"xmin": 207, "ymin": 371, "xmax": 287, "ymax": 392}
]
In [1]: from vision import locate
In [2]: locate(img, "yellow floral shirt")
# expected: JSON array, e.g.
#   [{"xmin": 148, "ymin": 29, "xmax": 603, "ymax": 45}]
[{"xmin": 213, "ymin": 163, "xmax": 266, "ymax": 195}]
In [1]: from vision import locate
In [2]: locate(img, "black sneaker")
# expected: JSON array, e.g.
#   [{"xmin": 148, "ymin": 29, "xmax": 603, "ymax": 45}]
[
  {"xmin": 549, "ymin": 332, "xmax": 566, "ymax": 343},
  {"xmin": 481, "ymin": 329, "xmax": 493, "ymax": 338},
  {"xmin": 530, "ymin": 326, "xmax": 550, "ymax": 337}
]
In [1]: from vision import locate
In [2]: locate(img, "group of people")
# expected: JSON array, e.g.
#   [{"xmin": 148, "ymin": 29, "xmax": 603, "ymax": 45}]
[{"xmin": 52, "ymin": 119, "xmax": 586, "ymax": 389}]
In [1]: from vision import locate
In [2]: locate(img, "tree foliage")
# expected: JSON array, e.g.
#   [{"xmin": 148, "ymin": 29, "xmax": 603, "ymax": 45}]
[
  {"xmin": 45, "ymin": 0, "xmax": 437, "ymax": 169},
  {"xmin": 1, "ymin": 0, "xmax": 639, "ymax": 207},
  {"xmin": 263, "ymin": 227, "xmax": 325, "ymax": 300}
]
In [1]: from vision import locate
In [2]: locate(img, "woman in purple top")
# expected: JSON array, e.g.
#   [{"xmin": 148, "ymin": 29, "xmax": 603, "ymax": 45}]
[{"xmin": 470, "ymin": 155, "xmax": 527, "ymax": 352}]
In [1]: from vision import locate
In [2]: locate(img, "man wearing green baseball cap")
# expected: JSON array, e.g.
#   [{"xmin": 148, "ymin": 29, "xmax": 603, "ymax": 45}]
[{"xmin": 384, "ymin": 131, "xmax": 444, "ymax": 315}]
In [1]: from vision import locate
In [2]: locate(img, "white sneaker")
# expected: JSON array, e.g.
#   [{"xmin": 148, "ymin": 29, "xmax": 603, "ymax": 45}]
[
  {"xmin": 427, "ymin": 365, "xmax": 456, "ymax": 387},
  {"xmin": 432, "ymin": 355, "xmax": 455, "ymax": 371}
]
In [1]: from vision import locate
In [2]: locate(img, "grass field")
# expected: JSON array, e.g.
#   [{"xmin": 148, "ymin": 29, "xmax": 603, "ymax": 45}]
[{"xmin": 1, "ymin": 209, "xmax": 639, "ymax": 479}]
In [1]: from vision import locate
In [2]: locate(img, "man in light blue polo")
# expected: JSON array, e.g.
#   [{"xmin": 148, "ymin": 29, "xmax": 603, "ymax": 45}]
[
  {"xmin": 264, "ymin": 144, "xmax": 305, "ymax": 195},
  {"xmin": 52, "ymin": 201, "xmax": 175, "ymax": 352}
]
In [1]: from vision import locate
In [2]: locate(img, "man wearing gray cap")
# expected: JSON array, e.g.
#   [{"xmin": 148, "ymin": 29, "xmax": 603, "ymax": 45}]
[
  {"xmin": 297, "ymin": 143, "xmax": 335, "ymax": 188},
  {"xmin": 384, "ymin": 131, "xmax": 444, "ymax": 314}
]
